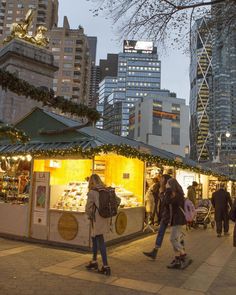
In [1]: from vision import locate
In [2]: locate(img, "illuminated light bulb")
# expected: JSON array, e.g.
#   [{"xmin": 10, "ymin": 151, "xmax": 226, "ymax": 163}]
[
  {"xmin": 26, "ymin": 154, "xmax": 32, "ymax": 161},
  {"xmin": 1, "ymin": 156, "xmax": 5, "ymax": 159},
  {"xmin": 12, "ymin": 156, "xmax": 18, "ymax": 161}
]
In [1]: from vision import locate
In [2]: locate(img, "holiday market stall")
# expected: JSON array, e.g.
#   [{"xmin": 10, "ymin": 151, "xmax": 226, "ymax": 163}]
[{"xmin": 0, "ymin": 108, "xmax": 235, "ymax": 248}]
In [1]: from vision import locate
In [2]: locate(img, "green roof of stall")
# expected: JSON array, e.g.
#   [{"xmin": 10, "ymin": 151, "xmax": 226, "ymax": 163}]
[{"xmin": 0, "ymin": 107, "xmax": 234, "ymax": 180}]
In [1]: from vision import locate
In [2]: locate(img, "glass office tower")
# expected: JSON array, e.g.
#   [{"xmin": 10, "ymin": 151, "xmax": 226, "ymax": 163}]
[
  {"xmin": 98, "ymin": 40, "xmax": 161, "ymax": 136},
  {"xmin": 189, "ymin": 17, "xmax": 212, "ymax": 162}
]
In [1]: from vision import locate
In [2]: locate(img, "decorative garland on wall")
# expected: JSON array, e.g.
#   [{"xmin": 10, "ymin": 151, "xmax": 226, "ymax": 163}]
[
  {"xmin": 0, "ymin": 124, "xmax": 30, "ymax": 143},
  {"xmin": 0, "ymin": 143, "xmax": 230, "ymax": 180},
  {"xmin": 0, "ymin": 69, "xmax": 101, "ymax": 123}
]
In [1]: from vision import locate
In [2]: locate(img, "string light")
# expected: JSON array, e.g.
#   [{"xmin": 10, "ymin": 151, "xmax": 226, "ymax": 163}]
[{"xmin": 0, "ymin": 144, "xmax": 233, "ymax": 180}]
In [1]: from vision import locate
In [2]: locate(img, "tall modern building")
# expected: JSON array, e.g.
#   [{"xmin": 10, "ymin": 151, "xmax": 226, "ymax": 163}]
[
  {"xmin": 189, "ymin": 17, "xmax": 212, "ymax": 162},
  {"xmin": 209, "ymin": 4, "xmax": 236, "ymax": 167},
  {"xmin": 98, "ymin": 40, "xmax": 161, "ymax": 136},
  {"xmin": 0, "ymin": 0, "xmax": 58, "ymax": 44},
  {"xmin": 48, "ymin": 16, "xmax": 91, "ymax": 105},
  {"xmin": 87, "ymin": 37, "xmax": 99, "ymax": 108},
  {"xmin": 190, "ymin": 5, "xmax": 236, "ymax": 174},
  {"xmin": 129, "ymin": 91, "xmax": 189, "ymax": 157}
]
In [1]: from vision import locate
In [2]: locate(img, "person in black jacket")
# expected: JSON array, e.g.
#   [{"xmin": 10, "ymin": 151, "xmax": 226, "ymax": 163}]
[
  {"xmin": 231, "ymin": 199, "xmax": 236, "ymax": 247},
  {"xmin": 211, "ymin": 183, "xmax": 232, "ymax": 237},
  {"xmin": 143, "ymin": 174, "xmax": 171, "ymax": 259},
  {"xmin": 165, "ymin": 178, "xmax": 192, "ymax": 269}
]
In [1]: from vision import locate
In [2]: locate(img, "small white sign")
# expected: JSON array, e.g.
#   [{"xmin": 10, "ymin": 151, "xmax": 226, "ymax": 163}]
[{"xmin": 33, "ymin": 211, "xmax": 47, "ymax": 226}]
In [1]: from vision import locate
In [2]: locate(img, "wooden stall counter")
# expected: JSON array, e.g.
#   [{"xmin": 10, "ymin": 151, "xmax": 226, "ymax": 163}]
[
  {"xmin": 48, "ymin": 206, "xmax": 145, "ymax": 249},
  {"xmin": 0, "ymin": 203, "xmax": 29, "ymax": 237}
]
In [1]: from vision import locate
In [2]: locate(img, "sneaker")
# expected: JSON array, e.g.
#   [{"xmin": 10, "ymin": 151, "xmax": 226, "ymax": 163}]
[
  {"xmin": 85, "ymin": 261, "xmax": 98, "ymax": 271},
  {"xmin": 180, "ymin": 257, "xmax": 193, "ymax": 270},
  {"xmin": 217, "ymin": 233, "xmax": 222, "ymax": 238},
  {"xmin": 143, "ymin": 248, "xmax": 158, "ymax": 260},
  {"xmin": 167, "ymin": 257, "xmax": 181, "ymax": 269},
  {"xmin": 98, "ymin": 266, "xmax": 111, "ymax": 276},
  {"xmin": 224, "ymin": 232, "xmax": 230, "ymax": 236}
]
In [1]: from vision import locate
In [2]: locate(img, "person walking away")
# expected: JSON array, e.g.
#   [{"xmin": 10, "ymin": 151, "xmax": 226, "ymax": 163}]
[
  {"xmin": 151, "ymin": 177, "xmax": 161, "ymax": 225},
  {"xmin": 229, "ymin": 198, "xmax": 236, "ymax": 247},
  {"xmin": 211, "ymin": 183, "xmax": 232, "ymax": 237},
  {"xmin": 85, "ymin": 174, "xmax": 111, "ymax": 275},
  {"xmin": 187, "ymin": 181, "xmax": 198, "ymax": 207},
  {"xmin": 166, "ymin": 178, "xmax": 192, "ymax": 269},
  {"xmin": 143, "ymin": 174, "xmax": 171, "ymax": 259},
  {"xmin": 144, "ymin": 178, "xmax": 156, "ymax": 225}
]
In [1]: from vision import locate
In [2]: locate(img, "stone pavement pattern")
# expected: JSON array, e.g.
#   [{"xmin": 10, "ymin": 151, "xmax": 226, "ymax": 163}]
[{"xmin": 0, "ymin": 226, "xmax": 235, "ymax": 295}]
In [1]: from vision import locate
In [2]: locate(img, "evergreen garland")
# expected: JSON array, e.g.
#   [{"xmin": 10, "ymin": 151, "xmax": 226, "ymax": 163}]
[
  {"xmin": 0, "ymin": 143, "xmax": 230, "ymax": 180},
  {"xmin": 0, "ymin": 124, "xmax": 29, "ymax": 143},
  {"xmin": 0, "ymin": 69, "xmax": 100, "ymax": 123}
]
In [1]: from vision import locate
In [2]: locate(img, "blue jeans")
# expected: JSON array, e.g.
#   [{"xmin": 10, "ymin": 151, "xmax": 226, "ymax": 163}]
[
  {"xmin": 92, "ymin": 235, "xmax": 108, "ymax": 266},
  {"xmin": 155, "ymin": 220, "xmax": 168, "ymax": 248}
]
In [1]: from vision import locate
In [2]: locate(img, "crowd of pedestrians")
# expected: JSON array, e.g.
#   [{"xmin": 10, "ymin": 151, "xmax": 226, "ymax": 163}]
[{"xmin": 84, "ymin": 173, "xmax": 236, "ymax": 276}]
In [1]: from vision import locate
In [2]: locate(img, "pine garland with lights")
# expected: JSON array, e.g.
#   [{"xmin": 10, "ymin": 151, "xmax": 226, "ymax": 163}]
[
  {"xmin": 0, "ymin": 69, "xmax": 100, "ymax": 123},
  {"xmin": 0, "ymin": 124, "xmax": 30, "ymax": 143},
  {"xmin": 0, "ymin": 143, "xmax": 230, "ymax": 180}
]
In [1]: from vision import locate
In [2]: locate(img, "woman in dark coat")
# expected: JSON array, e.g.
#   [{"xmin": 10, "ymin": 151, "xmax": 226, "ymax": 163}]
[{"xmin": 230, "ymin": 199, "xmax": 236, "ymax": 247}]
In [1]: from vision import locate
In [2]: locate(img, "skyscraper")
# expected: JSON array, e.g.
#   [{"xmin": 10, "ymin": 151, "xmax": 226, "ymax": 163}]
[
  {"xmin": 189, "ymin": 17, "xmax": 212, "ymax": 162},
  {"xmin": 0, "ymin": 0, "xmax": 58, "ymax": 44},
  {"xmin": 190, "ymin": 5, "xmax": 236, "ymax": 174},
  {"xmin": 209, "ymin": 4, "xmax": 236, "ymax": 170},
  {"xmin": 98, "ymin": 40, "xmax": 161, "ymax": 136},
  {"xmin": 48, "ymin": 16, "xmax": 91, "ymax": 105}
]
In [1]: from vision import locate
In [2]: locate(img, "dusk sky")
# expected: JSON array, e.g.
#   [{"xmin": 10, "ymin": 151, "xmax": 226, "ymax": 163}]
[{"xmin": 58, "ymin": 0, "xmax": 190, "ymax": 104}]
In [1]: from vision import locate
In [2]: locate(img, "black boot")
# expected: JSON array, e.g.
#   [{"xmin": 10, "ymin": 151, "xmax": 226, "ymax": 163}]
[
  {"xmin": 167, "ymin": 256, "xmax": 181, "ymax": 269},
  {"xmin": 143, "ymin": 248, "xmax": 158, "ymax": 260},
  {"xmin": 98, "ymin": 266, "xmax": 111, "ymax": 276},
  {"xmin": 85, "ymin": 261, "xmax": 98, "ymax": 271}
]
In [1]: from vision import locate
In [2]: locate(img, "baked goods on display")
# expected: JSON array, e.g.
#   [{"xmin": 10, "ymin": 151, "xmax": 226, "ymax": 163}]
[
  {"xmin": 113, "ymin": 185, "xmax": 140, "ymax": 208},
  {"xmin": 53, "ymin": 181, "xmax": 88, "ymax": 212}
]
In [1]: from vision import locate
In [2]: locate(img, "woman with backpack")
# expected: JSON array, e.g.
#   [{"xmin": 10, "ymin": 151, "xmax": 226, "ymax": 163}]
[
  {"xmin": 85, "ymin": 174, "xmax": 111, "ymax": 276},
  {"xmin": 165, "ymin": 178, "xmax": 192, "ymax": 269}
]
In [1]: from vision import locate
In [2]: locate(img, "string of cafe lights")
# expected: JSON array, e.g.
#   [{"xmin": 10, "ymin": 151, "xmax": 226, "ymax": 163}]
[{"xmin": 0, "ymin": 144, "xmax": 231, "ymax": 180}]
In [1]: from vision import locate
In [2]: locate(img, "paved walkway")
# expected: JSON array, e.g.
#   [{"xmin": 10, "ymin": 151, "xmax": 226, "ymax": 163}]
[{"xmin": 0, "ymin": 225, "xmax": 235, "ymax": 295}]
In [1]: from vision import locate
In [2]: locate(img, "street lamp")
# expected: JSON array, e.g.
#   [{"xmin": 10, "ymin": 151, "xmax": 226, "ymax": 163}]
[
  {"xmin": 211, "ymin": 130, "xmax": 231, "ymax": 164},
  {"xmin": 226, "ymin": 131, "xmax": 231, "ymax": 138}
]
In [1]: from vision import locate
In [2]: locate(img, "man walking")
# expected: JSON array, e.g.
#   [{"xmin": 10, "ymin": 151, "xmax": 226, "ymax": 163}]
[{"xmin": 211, "ymin": 183, "xmax": 232, "ymax": 237}]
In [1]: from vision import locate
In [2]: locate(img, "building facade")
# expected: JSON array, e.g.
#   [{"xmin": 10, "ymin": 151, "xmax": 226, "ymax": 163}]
[
  {"xmin": 189, "ymin": 17, "xmax": 212, "ymax": 162},
  {"xmin": 0, "ymin": 0, "xmax": 58, "ymax": 44},
  {"xmin": 190, "ymin": 5, "xmax": 236, "ymax": 174},
  {"xmin": 48, "ymin": 16, "xmax": 91, "ymax": 105},
  {"xmin": 99, "ymin": 53, "xmax": 118, "ymax": 82},
  {"xmin": 0, "ymin": 39, "xmax": 57, "ymax": 124},
  {"xmin": 209, "ymin": 5, "xmax": 236, "ymax": 163},
  {"xmin": 129, "ymin": 91, "xmax": 189, "ymax": 157},
  {"xmin": 98, "ymin": 40, "xmax": 161, "ymax": 136}
]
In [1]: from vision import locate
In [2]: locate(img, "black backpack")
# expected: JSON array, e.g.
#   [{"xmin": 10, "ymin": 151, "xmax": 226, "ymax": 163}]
[{"xmin": 95, "ymin": 187, "xmax": 121, "ymax": 218}]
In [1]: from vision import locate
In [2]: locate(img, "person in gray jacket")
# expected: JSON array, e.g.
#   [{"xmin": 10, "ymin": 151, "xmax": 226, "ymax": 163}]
[{"xmin": 85, "ymin": 174, "xmax": 111, "ymax": 275}]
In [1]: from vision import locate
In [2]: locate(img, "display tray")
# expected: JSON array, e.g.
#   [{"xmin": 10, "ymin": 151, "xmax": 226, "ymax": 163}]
[{"xmin": 49, "ymin": 208, "xmax": 85, "ymax": 214}]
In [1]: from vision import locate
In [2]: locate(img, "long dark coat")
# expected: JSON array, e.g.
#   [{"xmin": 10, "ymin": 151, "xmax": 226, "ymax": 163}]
[
  {"xmin": 231, "ymin": 199, "xmax": 236, "ymax": 247},
  {"xmin": 211, "ymin": 189, "xmax": 232, "ymax": 222}
]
